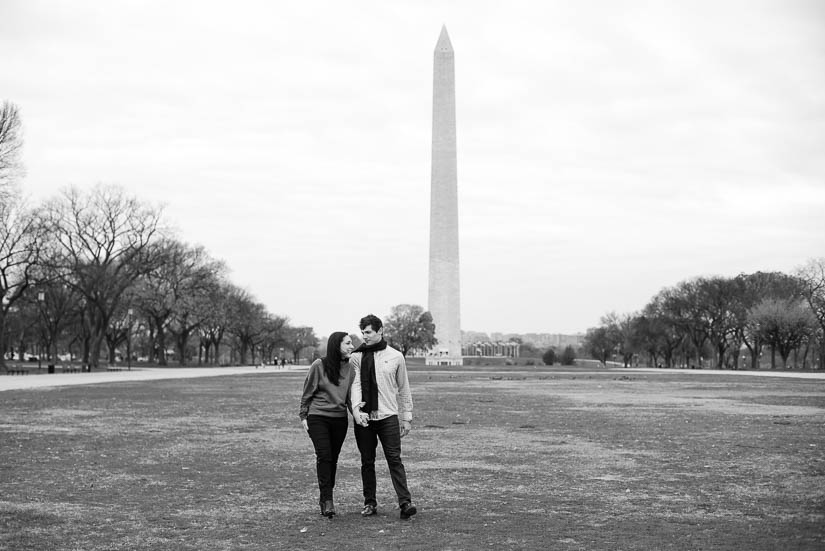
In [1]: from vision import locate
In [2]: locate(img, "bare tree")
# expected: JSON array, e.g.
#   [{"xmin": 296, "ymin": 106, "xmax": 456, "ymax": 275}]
[
  {"xmin": 735, "ymin": 271, "xmax": 804, "ymax": 369},
  {"xmin": 225, "ymin": 287, "xmax": 269, "ymax": 365},
  {"xmin": 134, "ymin": 238, "xmax": 225, "ymax": 365},
  {"xmin": 168, "ymin": 266, "xmax": 226, "ymax": 366},
  {"xmin": 582, "ymin": 325, "xmax": 618, "ymax": 366},
  {"xmin": 30, "ymin": 276, "xmax": 82, "ymax": 365},
  {"xmin": 796, "ymin": 258, "xmax": 825, "ymax": 369},
  {"xmin": 198, "ymin": 280, "xmax": 234, "ymax": 365},
  {"xmin": 641, "ymin": 294, "xmax": 684, "ymax": 368},
  {"xmin": 260, "ymin": 315, "xmax": 289, "ymax": 364},
  {"xmin": 283, "ymin": 325, "xmax": 318, "ymax": 364},
  {"xmin": 44, "ymin": 185, "xmax": 163, "ymax": 369},
  {"xmin": 0, "ymin": 101, "xmax": 25, "ymax": 200},
  {"xmin": 0, "ymin": 197, "xmax": 44, "ymax": 371},
  {"xmin": 750, "ymin": 298, "xmax": 816, "ymax": 369},
  {"xmin": 601, "ymin": 311, "xmax": 640, "ymax": 367}
]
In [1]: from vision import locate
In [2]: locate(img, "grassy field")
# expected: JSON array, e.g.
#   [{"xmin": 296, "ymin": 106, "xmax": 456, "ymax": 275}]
[{"xmin": 1, "ymin": 365, "xmax": 824, "ymax": 550}]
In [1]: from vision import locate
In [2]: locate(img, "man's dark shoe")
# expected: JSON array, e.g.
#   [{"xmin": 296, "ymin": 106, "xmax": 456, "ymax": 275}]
[
  {"xmin": 400, "ymin": 502, "xmax": 417, "ymax": 519},
  {"xmin": 361, "ymin": 504, "xmax": 377, "ymax": 517},
  {"xmin": 322, "ymin": 499, "xmax": 335, "ymax": 518}
]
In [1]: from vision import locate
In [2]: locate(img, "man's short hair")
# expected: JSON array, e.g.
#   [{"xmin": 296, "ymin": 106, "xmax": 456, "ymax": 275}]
[{"xmin": 359, "ymin": 314, "xmax": 383, "ymax": 331}]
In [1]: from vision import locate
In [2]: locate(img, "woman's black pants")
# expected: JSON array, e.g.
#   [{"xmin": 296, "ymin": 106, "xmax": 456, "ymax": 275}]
[{"xmin": 307, "ymin": 415, "xmax": 349, "ymax": 500}]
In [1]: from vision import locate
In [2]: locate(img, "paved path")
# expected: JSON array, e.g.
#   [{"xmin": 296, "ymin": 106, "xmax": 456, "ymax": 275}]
[
  {"xmin": 2, "ymin": 364, "xmax": 823, "ymax": 393},
  {"xmin": 608, "ymin": 367, "xmax": 825, "ymax": 379},
  {"xmin": 0, "ymin": 365, "xmax": 306, "ymax": 392}
]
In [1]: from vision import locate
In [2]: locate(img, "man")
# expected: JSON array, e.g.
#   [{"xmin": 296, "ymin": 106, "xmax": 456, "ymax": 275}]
[{"xmin": 350, "ymin": 314, "xmax": 417, "ymax": 519}]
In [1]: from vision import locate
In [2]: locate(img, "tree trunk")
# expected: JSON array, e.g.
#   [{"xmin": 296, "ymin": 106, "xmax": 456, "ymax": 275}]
[
  {"xmin": 716, "ymin": 344, "xmax": 726, "ymax": 369},
  {"xmin": 176, "ymin": 330, "xmax": 190, "ymax": 366},
  {"xmin": 82, "ymin": 335, "xmax": 91, "ymax": 369},
  {"xmin": 213, "ymin": 338, "xmax": 222, "ymax": 366},
  {"xmin": 0, "ymin": 312, "xmax": 7, "ymax": 371},
  {"xmin": 147, "ymin": 324, "xmax": 158, "ymax": 363},
  {"xmin": 17, "ymin": 337, "xmax": 26, "ymax": 361},
  {"xmin": 819, "ymin": 337, "xmax": 825, "ymax": 369},
  {"xmin": 90, "ymin": 333, "xmax": 104, "ymax": 369},
  {"xmin": 156, "ymin": 325, "xmax": 168, "ymax": 366},
  {"xmin": 108, "ymin": 340, "xmax": 117, "ymax": 364}
]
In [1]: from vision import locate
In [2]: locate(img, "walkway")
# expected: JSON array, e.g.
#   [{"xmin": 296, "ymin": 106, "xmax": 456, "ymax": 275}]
[
  {"xmin": 609, "ymin": 367, "xmax": 825, "ymax": 379},
  {"xmin": 2, "ymin": 364, "xmax": 822, "ymax": 393},
  {"xmin": 0, "ymin": 365, "xmax": 306, "ymax": 392}
]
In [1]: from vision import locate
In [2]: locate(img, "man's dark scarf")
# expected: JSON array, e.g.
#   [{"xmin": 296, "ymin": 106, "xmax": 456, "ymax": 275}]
[{"xmin": 357, "ymin": 339, "xmax": 387, "ymax": 413}]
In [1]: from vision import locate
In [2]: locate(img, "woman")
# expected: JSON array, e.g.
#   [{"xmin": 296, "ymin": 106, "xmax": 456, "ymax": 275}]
[{"xmin": 299, "ymin": 331, "xmax": 356, "ymax": 518}]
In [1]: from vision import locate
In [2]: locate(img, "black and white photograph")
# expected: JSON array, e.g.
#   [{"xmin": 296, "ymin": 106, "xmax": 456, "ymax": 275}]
[{"xmin": 2, "ymin": 1, "xmax": 824, "ymax": 549}]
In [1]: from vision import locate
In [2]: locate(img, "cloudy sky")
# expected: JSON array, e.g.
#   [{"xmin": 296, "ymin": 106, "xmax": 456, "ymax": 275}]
[{"xmin": 2, "ymin": 1, "xmax": 824, "ymax": 339}]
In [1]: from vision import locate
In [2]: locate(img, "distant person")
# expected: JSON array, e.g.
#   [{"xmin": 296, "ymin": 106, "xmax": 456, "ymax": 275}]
[
  {"xmin": 350, "ymin": 314, "xmax": 417, "ymax": 520},
  {"xmin": 299, "ymin": 331, "xmax": 356, "ymax": 518}
]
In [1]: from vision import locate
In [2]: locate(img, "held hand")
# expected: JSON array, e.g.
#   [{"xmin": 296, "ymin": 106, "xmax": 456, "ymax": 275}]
[
  {"xmin": 301, "ymin": 419, "xmax": 309, "ymax": 432},
  {"xmin": 400, "ymin": 420, "xmax": 412, "ymax": 438},
  {"xmin": 352, "ymin": 406, "xmax": 369, "ymax": 427}
]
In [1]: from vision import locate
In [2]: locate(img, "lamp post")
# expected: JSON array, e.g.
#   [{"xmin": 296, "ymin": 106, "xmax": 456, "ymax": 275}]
[
  {"xmin": 127, "ymin": 308, "xmax": 133, "ymax": 371},
  {"xmin": 37, "ymin": 291, "xmax": 45, "ymax": 370}
]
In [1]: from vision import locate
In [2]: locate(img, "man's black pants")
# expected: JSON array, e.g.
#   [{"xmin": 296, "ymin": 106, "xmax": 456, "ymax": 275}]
[{"xmin": 354, "ymin": 415, "xmax": 412, "ymax": 507}]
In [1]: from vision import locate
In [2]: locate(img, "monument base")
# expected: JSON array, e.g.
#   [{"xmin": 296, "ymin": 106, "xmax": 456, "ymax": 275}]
[{"xmin": 425, "ymin": 356, "xmax": 464, "ymax": 366}]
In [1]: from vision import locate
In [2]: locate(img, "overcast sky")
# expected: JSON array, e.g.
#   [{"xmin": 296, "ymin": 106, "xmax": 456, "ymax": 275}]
[{"xmin": 2, "ymin": 1, "xmax": 824, "ymax": 339}]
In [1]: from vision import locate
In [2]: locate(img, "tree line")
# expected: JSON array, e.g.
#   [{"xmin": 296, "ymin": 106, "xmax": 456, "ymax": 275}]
[
  {"xmin": 0, "ymin": 182, "xmax": 328, "ymax": 371},
  {"xmin": 582, "ymin": 266, "xmax": 825, "ymax": 370},
  {"xmin": 1, "ymin": 101, "xmax": 326, "ymax": 370},
  {"xmin": 1, "ymin": 100, "xmax": 443, "ymax": 371}
]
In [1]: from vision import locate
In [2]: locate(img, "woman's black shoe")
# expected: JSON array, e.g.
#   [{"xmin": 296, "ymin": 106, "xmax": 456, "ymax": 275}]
[{"xmin": 322, "ymin": 499, "xmax": 335, "ymax": 518}]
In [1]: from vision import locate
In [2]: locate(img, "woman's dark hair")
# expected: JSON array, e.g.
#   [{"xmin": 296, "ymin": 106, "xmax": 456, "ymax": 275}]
[{"xmin": 322, "ymin": 331, "xmax": 349, "ymax": 385}]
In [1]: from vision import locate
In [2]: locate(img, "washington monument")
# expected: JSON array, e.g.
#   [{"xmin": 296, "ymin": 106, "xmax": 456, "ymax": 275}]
[{"xmin": 427, "ymin": 26, "xmax": 463, "ymax": 366}]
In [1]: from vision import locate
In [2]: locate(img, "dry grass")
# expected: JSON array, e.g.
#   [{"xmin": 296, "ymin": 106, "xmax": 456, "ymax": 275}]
[{"xmin": 2, "ymin": 367, "xmax": 824, "ymax": 550}]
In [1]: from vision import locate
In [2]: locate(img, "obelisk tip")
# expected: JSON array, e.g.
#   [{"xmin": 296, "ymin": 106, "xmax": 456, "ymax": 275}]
[{"xmin": 435, "ymin": 25, "xmax": 453, "ymax": 52}]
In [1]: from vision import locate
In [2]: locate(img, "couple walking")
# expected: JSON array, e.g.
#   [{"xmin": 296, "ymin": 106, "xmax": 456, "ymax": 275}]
[{"xmin": 298, "ymin": 314, "xmax": 417, "ymax": 520}]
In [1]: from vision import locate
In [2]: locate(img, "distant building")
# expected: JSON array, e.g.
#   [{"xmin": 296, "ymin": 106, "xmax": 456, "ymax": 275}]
[
  {"xmin": 463, "ymin": 331, "xmax": 584, "ymax": 350},
  {"xmin": 462, "ymin": 341, "xmax": 520, "ymax": 358}
]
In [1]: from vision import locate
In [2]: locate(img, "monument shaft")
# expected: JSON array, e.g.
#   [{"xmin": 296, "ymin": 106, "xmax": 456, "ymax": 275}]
[{"xmin": 428, "ymin": 26, "xmax": 462, "ymax": 365}]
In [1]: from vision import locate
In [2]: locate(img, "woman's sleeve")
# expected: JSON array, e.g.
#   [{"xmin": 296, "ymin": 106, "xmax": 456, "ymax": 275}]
[{"xmin": 299, "ymin": 361, "xmax": 321, "ymax": 420}]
